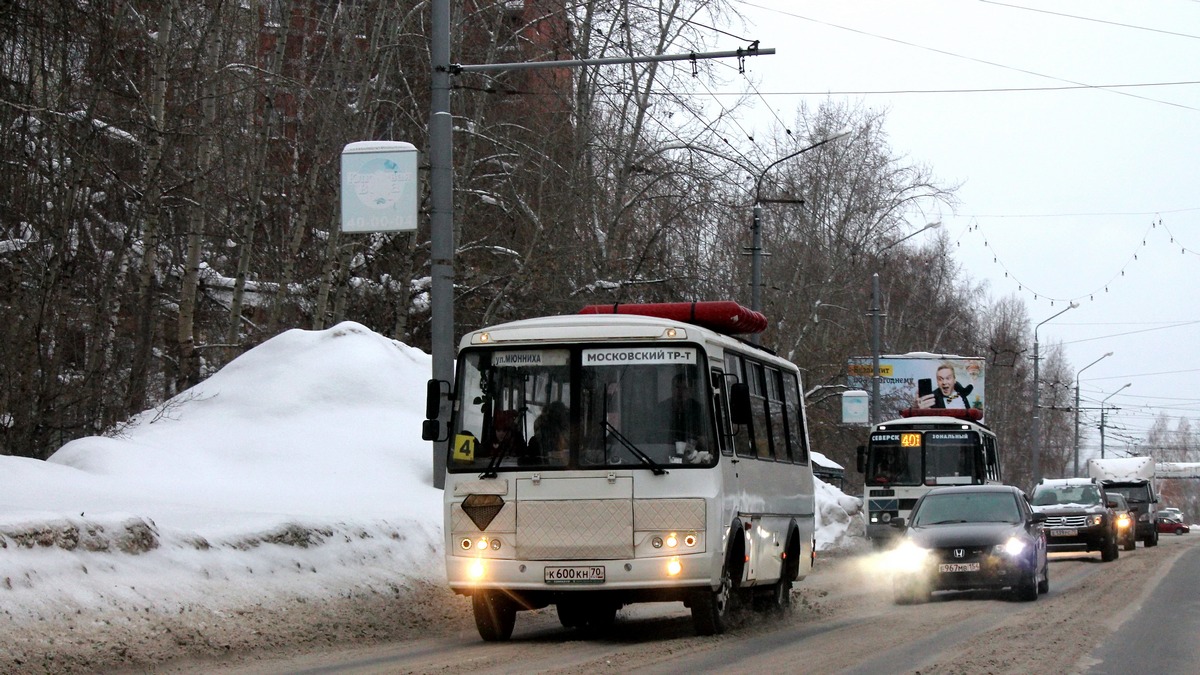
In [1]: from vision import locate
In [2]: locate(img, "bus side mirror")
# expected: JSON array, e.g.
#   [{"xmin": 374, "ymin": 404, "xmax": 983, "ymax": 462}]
[
  {"xmin": 421, "ymin": 419, "xmax": 446, "ymax": 442},
  {"xmin": 856, "ymin": 445, "xmax": 866, "ymax": 473},
  {"xmin": 425, "ymin": 379, "xmax": 448, "ymax": 420},
  {"xmin": 729, "ymin": 382, "xmax": 752, "ymax": 426},
  {"xmin": 422, "ymin": 379, "xmax": 451, "ymax": 442}
]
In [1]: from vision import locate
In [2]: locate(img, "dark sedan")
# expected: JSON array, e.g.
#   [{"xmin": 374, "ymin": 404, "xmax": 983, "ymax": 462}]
[{"xmin": 889, "ymin": 484, "xmax": 1049, "ymax": 604}]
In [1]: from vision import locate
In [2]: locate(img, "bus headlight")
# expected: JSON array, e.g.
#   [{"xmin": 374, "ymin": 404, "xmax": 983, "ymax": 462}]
[{"xmin": 665, "ymin": 533, "xmax": 678, "ymax": 548}]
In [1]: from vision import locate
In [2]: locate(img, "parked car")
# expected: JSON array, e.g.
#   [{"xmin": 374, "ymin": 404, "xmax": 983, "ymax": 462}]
[
  {"xmin": 1157, "ymin": 513, "xmax": 1190, "ymax": 535},
  {"xmin": 1030, "ymin": 477, "xmax": 1120, "ymax": 562},
  {"xmin": 1108, "ymin": 493, "xmax": 1137, "ymax": 551},
  {"xmin": 889, "ymin": 484, "xmax": 1048, "ymax": 604},
  {"xmin": 1160, "ymin": 507, "xmax": 1184, "ymax": 520}
]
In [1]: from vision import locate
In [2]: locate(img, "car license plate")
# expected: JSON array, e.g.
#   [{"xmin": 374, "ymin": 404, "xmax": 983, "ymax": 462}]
[
  {"xmin": 544, "ymin": 566, "xmax": 606, "ymax": 584},
  {"xmin": 938, "ymin": 562, "xmax": 980, "ymax": 573},
  {"xmin": 1050, "ymin": 528, "xmax": 1078, "ymax": 537}
]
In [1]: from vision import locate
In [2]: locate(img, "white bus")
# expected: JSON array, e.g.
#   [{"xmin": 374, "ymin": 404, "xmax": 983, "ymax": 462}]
[
  {"xmin": 423, "ymin": 302, "xmax": 816, "ymax": 640},
  {"xmin": 856, "ymin": 409, "xmax": 1002, "ymax": 548}
]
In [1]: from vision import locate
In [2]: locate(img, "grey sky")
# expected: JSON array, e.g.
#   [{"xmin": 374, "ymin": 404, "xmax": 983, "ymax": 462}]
[{"xmin": 710, "ymin": 0, "xmax": 1199, "ymax": 457}]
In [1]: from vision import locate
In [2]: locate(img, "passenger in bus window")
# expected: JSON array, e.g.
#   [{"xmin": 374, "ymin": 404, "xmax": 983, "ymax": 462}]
[
  {"xmin": 526, "ymin": 401, "xmax": 569, "ymax": 465},
  {"xmin": 489, "ymin": 410, "xmax": 525, "ymax": 460},
  {"xmin": 666, "ymin": 374, "xmax": 702, "ymax": 439},
  {"xmin": 871, "ymin": 453, "xmax": 897, "ymax": 483},
  {"xmin": 872, "ymin": 450, "xmax": 913, "ymax": 484}
]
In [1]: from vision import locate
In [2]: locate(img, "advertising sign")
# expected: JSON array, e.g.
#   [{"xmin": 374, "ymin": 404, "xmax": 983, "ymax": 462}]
[
  {"xmin": 340, "ymin": 141, "xmax": 419, "ymax": 233},
  {"xmin": 847, "ymin": 353, "xmax": 986, "ymax": 422}
]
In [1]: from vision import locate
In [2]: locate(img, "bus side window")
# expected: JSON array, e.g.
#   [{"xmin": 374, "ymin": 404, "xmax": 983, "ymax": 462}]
[
  {"xmin": 748, "ymin": 361, "xmax": 772, "ymax": 461},
  {"xmin": 986, "ymin": 437, "xmax": 1001, "ymax": 481},
  {"xmin": 766, "ymin": 367, "xmax": 788, "ymax": 463},
  {"xmin": 724, "ymin": 353, "xmax": 755, "ymax": 459},
  {"xmin": 711, "ymin": 368, "xmax": 734, "ymax": 456},
  {"xmin": 783, "ymin": 370, "xmax": 809, "ymax": 464}
]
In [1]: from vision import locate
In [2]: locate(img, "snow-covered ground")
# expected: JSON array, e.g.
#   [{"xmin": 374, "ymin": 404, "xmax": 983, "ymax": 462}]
[{"xmin": 0, "ymin": 322, "xmax": 862, "ymax": 671}]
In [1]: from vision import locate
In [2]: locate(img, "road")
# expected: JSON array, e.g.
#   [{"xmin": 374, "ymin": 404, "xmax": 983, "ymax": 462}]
[{"xmin": 179, "ymin": 534, "xmax": 1199, "ymax": 675}]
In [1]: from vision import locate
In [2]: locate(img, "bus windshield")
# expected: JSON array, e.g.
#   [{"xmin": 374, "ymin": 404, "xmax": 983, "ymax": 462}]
[
  {"xmin": 866, "ymin": 430, "xmax": 982, "ymax": 486},
  {"xmin": 866, "ymin": 433, "xmax": 922, "ymax": 485},
  {"xmin": 448, "ymin": 345, "xmax": 717, "ymax": 472},
  {"xmin": 924, "ymin": 431, "xmax": 982, "ymax": 483}
]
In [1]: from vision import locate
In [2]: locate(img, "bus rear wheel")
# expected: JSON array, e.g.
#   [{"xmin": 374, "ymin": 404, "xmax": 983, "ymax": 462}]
[
  {"xmin": 753, "ymin": 578, "xmax": 792, "ymax": 613},
  {"xmin": 473, "ymin": 590, "xmax": 516, "ymax": 641}
]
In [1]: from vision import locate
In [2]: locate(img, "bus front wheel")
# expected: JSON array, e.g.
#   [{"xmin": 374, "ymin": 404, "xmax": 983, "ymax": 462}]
[
  {"xmin": 473, "ymin": 590, "xmax": 516, "ymax": 641},
  {"xmin": 692, "ymin": 550, "xmax": 743, "ymax": 636}
]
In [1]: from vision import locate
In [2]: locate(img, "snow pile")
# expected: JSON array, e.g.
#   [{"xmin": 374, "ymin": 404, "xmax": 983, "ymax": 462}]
[{"xmin": 0, "ymin": 321, "xmax": 862, "ymax": 630}]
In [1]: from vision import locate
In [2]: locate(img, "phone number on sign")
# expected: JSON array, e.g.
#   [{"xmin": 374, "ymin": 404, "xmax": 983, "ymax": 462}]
[{"xmin": 544, "ymin": 566, "xmax": 606, "ymax": 584}]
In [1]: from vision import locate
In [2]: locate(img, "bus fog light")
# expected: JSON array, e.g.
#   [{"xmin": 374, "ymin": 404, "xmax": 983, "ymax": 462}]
[
  {"xmin": 491, "ymin": 538, "xmax": 502, "ymax": 550},
  {"xmin": 666, "ymin": 558, "xmax": 682, "ymax": 576},
  {"xmin": 652, "ymin": 536, "xmax": 663, "ymax": 548},
  {"xmin": 468, "ymin": 558, "xmax": 486, "ymax": 580}
]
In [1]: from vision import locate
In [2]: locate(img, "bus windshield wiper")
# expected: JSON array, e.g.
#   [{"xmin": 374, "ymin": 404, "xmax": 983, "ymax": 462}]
[
  {"xmin": 481, "ymin": 436, "xmax": 507, "ymax": 478},
  {"xmin": 480, "ymin": 414, "xmax": 519, "ymax": 478},
  {"xmin": 604, "ymin": 420, "xmax": 667, "ymax": 475}
]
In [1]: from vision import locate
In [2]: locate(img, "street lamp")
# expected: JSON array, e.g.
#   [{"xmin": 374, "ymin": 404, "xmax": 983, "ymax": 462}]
[
  {"xmin": 1100, "ymin": 383, "xmax": 1131, "ymax": 459},
  {"xmin": 749, "ymin": 128, "xmax": 852, "ymax": 344},
  {"xmin": 1031, "ymin": 302, "xmax": 1079, "ymax": 484},
  {"xmin": 865, "ymin": 221, "xmax": 942, "ymax": 424},
  {"xmin": 1073, "ymin": 351, "xmax": 1112, "ymax": 477},
  {"xmin": 878, "ymin": 221, "xmax": 942, "ymax": 254}
]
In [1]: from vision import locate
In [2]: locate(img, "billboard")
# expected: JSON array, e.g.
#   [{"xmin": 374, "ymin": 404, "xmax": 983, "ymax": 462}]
[{"xmin": 847, "ymin": 353, "xmax": 986, "ymax": 423}]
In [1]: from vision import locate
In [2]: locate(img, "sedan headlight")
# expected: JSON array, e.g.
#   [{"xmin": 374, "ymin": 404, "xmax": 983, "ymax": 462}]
[
  {"xmin": 994, "ymin": 536, "xmax": 1026, "ymax": 557},
  {"xmin": 890, "ymin": 540, "xmax": 930, "ymax": 573}
]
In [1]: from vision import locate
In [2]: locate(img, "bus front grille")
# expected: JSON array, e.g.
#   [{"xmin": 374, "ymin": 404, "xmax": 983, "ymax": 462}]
[{"xmin": 517, "ymin": 499, "xmax": 633, "ymax": 560}]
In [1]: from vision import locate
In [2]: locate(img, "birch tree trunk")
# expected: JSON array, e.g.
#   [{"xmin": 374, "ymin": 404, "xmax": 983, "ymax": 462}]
[{"xmin": 128, "ymin": 1, "xmax": 176, "ymax": 412}]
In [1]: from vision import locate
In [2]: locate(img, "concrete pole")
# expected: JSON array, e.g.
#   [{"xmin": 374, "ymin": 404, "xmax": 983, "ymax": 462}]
[
  {"xmin": 1031, "ymin": 303, "xmax": 1076, "ymax": 485},
  {"xmin": 1073, "ymin": 352, "xmax": 1112, "ymax": 477},
  {"xmin": 750, "ymin": 204, "xmax": 762, "ymax": 346},
  {"xmin": 870, "ymin": 273, "xmax": 881, "ymax": 425},
  {"xmin": 1100, "ymin": 406, "xmax": 1107, "ymax": 459},
  {"xmin": 429, "ymin": 0, "xmax": 452, "ymax": 489},
  {"xmin": 1073, "ymin": 382, "xmax": 1081, "ymax": 477},
  {"xmin": 1031, "ymin": 336, "xmax": 1041, "ymax": 483}
]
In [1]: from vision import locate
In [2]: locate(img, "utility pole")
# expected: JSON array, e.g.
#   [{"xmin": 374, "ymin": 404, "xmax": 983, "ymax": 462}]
[
  {"xmin": 869, "ymin": 273, "xmax": 883, "ymax": 425},
  {"xmin": 426, "ymin": 0, "xmax": 773, "ymax": 487},
  {"xmin": 1073, "ymin": 351, "xmax": 1112, "ymax": 477},
  {"xmin": 748, "ymin": 129, "xmax": 851, "ymax": 345},
  {"xmin": 1031, "ymin": 303, "xmax": 1077, "ymax": 485}
]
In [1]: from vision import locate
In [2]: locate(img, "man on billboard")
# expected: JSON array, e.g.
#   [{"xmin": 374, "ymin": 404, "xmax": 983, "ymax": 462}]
[{"xmin": 915, "ymin": 362, "xmax": 974, "ymax": 410}]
